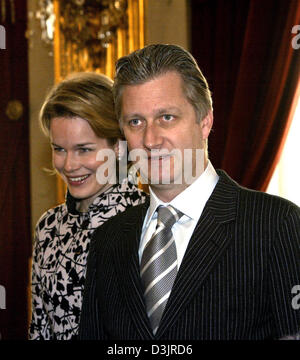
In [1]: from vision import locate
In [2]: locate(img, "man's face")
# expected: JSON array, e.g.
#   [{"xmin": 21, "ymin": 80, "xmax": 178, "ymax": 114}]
[{"xmin": 121, "ymin": 71, "xmax": 213, "ymax": 200}]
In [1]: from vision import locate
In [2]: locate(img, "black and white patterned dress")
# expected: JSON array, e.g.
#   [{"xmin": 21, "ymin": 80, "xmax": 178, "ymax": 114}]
[{"xmin": 29, "ymin": 180, "xmax": 148, "ymax": 340}]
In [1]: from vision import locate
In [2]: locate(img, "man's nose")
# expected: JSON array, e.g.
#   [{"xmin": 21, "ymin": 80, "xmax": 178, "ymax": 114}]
[{"xmin": 143, "ymin": 123, "xmax": 163, "ymax": 150}]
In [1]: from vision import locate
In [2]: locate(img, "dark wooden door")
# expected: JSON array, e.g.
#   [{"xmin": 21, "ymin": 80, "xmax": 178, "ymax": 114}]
[{"xmin": 0, "ymin": 0, "xmax": 31, "ymax": 339}]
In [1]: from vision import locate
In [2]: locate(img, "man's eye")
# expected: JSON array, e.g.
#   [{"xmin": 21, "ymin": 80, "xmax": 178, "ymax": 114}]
[
  {"xmin": 129, "ymin": 119, "xmax": 142, "ymax": 127},
  {"xmin": 162, "ymin": 114, "xmax": 174, "ymax": 121}
]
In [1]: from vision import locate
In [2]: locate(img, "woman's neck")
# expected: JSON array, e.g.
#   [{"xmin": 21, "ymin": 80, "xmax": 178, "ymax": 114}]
[{"xmin": 76, "ymin": 183, "xmax": 114, "ymax": 213}]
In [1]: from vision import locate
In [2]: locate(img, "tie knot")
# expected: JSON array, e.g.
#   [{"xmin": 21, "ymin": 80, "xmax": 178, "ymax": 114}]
[{"xmin": 156, "ymin": 205, "xmax": 183, "ymax": 228}]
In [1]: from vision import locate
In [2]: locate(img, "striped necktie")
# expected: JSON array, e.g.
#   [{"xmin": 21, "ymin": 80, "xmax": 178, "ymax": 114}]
[{"xmin": 140, "ymin": 205, "xmax": 183, "ymax": 334}]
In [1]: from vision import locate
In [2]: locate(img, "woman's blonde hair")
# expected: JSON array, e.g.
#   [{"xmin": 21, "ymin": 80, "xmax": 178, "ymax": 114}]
[{"xmin": 40, "ymin": 72, "xmax": 122, "ymax": 145}]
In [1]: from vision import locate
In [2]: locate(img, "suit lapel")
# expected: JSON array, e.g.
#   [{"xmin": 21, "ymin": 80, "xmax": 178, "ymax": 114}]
[
  {"xmin": 114, "ymin": 200, "xmax": 155, "ymax": 339},
  {"xmin": 156, "ymin": 170, "xmax": 238, "ymax": 338}
]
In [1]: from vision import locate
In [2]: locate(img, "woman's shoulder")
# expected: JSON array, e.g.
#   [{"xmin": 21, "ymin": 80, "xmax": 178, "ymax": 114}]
[
  {"xmin": 35, "ymin": 202, "xmax": 68, "ymax": 233},
  {"xmin": 116, "ymin": 180, "xmax": 149, "ymax": 204}
]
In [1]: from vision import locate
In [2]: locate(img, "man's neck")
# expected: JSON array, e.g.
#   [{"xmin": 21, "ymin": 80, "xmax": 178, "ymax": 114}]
[{"xmin": 149, "ymin": 183, "xmax": 190, "ymax": 203}]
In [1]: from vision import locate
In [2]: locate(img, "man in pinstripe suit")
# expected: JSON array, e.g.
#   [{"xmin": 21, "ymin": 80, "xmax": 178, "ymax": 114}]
[{"xmin": 79, "ymin": 44, "xmax": 300, "ymax": 340}]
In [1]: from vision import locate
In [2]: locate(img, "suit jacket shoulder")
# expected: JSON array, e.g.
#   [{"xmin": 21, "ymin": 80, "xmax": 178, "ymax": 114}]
[{"xmin": 215, "ymin": 169, "xmax": 300, "ymax": 218}]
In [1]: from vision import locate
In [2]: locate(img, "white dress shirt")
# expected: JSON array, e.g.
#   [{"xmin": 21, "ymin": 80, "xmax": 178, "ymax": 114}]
[{"xmin": 139, "ymin": 161, "xmax": 219, "ymax": 269}]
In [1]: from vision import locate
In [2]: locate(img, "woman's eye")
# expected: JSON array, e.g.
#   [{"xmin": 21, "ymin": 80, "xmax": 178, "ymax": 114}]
[
  {"xmin": 53, "ymin": 147, "xmax": 65, "ymax": 153},
  {"xmin": 78, "ymin": 148, "xmax": 92, "ymax": 153}
]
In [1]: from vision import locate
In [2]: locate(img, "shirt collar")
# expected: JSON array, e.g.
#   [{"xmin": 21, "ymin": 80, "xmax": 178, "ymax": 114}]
[
  {"xmin": 66, "ymin": 180, "xmax": 134, "ymax": 215},
  {"xmin": 145, "ymin": 160, "xmax": 219, "ymax": 226}
]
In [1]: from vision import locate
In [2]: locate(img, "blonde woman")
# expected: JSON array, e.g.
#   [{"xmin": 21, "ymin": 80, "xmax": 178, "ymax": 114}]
[{"xmin": 29, "ymin": 72, "xmax": 148, "ymax": 340}]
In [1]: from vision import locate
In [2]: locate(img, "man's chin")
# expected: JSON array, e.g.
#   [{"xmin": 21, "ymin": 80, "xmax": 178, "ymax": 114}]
[{"xmin": 140, "ymin": 174, "xmax": 183, "ymax": 187}]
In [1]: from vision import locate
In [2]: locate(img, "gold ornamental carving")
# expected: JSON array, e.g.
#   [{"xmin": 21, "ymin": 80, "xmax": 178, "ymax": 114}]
[{"xmin": 53, "ymin": 0, "xmax": 145, "ymax": 82}]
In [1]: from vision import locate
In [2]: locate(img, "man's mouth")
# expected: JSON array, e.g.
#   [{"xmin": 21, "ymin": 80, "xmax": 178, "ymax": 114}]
[{"xmin": 148, "ymin": 154, "xmax": 172, "ymax": 161}]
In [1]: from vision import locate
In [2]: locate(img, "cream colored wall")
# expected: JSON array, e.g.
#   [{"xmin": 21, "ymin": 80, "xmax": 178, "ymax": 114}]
[
  {"xmin": 145, "ymin": 0, "xmax": 190, "ymax": 50},
  {"xmin": 28, "ymin": 0, "xmax": 56, "ymax": 234}
]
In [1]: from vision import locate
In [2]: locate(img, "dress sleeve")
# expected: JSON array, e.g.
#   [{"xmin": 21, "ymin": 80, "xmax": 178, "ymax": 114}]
[{"xmin": 28, "ymin": 222, "xmax": 52, "ymax": 340}]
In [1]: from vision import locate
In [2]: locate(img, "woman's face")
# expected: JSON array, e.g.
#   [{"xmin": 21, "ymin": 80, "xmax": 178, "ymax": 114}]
[{"xmin": 50, "ymin": 116, "xmax": 116, "ymax": 205}]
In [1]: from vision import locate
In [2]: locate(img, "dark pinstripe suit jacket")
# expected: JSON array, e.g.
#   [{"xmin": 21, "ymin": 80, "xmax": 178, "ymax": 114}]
[{"xmin": 79, "ymin": 170, "xmax": 300, "ymax": 340}]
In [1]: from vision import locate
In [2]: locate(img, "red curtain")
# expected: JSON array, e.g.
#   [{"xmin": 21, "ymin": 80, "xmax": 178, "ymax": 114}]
[
  {"xmin": 0, "ymin": 1, "xmax": 31, "ymax": 339},
  {"xmin": 191, "ymin": 0, "xmax": 300, "ymax": 191}
]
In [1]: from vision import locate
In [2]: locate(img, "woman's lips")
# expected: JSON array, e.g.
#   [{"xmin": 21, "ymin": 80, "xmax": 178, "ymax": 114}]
[{"xmin": 66, "ymin": 174, "xmax": 90, "ymax": 186}]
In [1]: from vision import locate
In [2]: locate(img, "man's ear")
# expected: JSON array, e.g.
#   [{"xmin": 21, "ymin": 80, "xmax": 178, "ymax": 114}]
[{"xmin": 201, "ymin": 110, "xmax": 213, "ymax": 140}]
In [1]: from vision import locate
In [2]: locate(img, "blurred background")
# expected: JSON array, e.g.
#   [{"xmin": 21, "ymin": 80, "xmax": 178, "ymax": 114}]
[{"xmin": 0, "ymin": 0, "xmax": 299, "ymax": 339}]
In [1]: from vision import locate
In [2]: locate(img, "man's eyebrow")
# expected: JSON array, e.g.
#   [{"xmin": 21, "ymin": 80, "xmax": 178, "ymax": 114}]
[
  {"xmin": 122, "ymin": 107, "xmax": 182, "ymax": 121},
  {"xmin": 155, "ymin": 107, "xmax": 182, "ymax": 115},
  {"xmin": 122, "ymin": 113, "xmax": 145, "ymax": 121}
]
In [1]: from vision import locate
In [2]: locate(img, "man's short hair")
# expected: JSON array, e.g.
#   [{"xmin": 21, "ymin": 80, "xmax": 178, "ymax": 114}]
[{"xmin": 113, "ymin": 44, "xmax": 213, "ymax": 124}]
